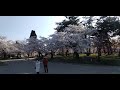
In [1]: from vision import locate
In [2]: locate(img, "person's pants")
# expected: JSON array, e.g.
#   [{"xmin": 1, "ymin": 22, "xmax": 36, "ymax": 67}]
[{"xmin": 44, "ymin": 65, "xmax": 48, "ymax": 73}]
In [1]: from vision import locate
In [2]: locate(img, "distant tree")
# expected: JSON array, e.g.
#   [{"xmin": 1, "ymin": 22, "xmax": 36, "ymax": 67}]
[
  {"xmin": 55, "ymin": 16, "xmax": 80, "ymax": 32},
  {"xmin": 95, "ymin": 16, "xmax": 120, "ymax": 55},
  {"xmin": 48, "ymin": 32, "xmax": 66, "ymax": 56},
  {"xmin": 80, "ymin": 16, "xmax": 120, "ymax": 60},
  {"xmin": 50, "ymin": 24, "xmax": 96, "ymax": 59},
  {"xmin": 81, "ymin": 16, "xmax": 96, "ymax": 54},
  {"xmin": 64, "ymin": 24, "xmax": 96, "ymax": 58}
]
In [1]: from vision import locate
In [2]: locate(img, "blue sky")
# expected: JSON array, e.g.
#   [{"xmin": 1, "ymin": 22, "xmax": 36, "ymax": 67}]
[{"xmin": 0, "ymin": 16, "xmax": 65, "ymax": 41}]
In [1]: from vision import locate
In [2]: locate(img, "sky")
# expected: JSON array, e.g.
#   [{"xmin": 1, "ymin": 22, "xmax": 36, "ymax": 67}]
[{"xmin": 0, "ymin": 16, "xmax": 65, "ymax": 41}]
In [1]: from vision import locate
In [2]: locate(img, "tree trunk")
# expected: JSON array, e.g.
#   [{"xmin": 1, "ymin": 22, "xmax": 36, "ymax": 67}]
[
  {"xmin": 38, "ymin": 51, "xmax": 41, "ymax": 57},
  {"xmin": 88, "ymin": 48, "xmax": 91, "ymax": 54},
  {"xmin": 118, "ymin": 49, "xmax": 120, "ymax": 57},
  {"xmin": 93, "ymin": 47, "xmax": 96, "ymax": 54},
  {"xmin": 73, "ymin": 51, "xmax": 79, "ymax": 59},
  {"xmin": 97, "ymin": 46, "xmax": 101, "ymax": 61},
  {"xmin": 98, "ymin": 47, "xmax": 101, "ymax": 56},
  {"xmin": 3, "ymin": 53, "xmax": 6, "ymax": 59},
  {"xmin": 76, "ymin": 52, "xmax": 79, "ymax": 59},
  {"xmin": 3, "ymin": 51, "xmax": 7, "ymax": 59},
  {"xmin": 65, "ymin": 49, "xmax": 69, "ymax": 56},
  {"xmin": 27, "ymin": 53, "xmax": 29, "ymax": 58},
  {"xmin": 103, "ymin": 46, "xmax": 107, "ymax": 54},
  {"xmin": 62, "ymin": 48, "xmax": 64, "ymax": 56},
  {"xmin": 109, "ymin": 45, "xmax": 113, "ymax": 55},
  {"xmin": 51, "ymin": 53, "xmax": 53, "ymax": 59},
  {"xmin": 17, "ymin": 53, "xmax": 20, "ymax": 58},
  {"xmin": 86, "ymin": 48, "xmax": 91, "ymax": 56},
  {"xmin": 107, "ymin": 44, "xmax": 112, "ymax": 55},
  {"xmin": 51, "ymin": 50, "xmax": 54, "ymax": 59}
]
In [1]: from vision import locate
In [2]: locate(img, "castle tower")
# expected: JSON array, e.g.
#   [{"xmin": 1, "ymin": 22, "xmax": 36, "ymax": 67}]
[{"xmin": 30, "ymin": 30, "xmax": 37, "ymax": 39}]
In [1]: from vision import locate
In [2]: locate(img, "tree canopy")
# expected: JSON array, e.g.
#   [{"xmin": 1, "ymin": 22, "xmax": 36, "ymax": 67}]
[{"xmin": 55, "ymin": 16, "xmax": 80, "ymax": 32}]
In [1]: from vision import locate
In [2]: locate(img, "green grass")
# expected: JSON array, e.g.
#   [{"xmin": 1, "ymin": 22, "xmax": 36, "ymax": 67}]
[
  {"xmin": 90, "ymin": 54, "xmax": 97, "ymax": 57},
  {"xmin": 79, "ymin": 54, "xmax": 86, "ymax": 57},
  {"xmin": 79, "ymin": 54, "xmax": 98, "ymax": 57},
  {"xmin": 48, "ymin": 54, "xmax": 120, "ymax": 66}
]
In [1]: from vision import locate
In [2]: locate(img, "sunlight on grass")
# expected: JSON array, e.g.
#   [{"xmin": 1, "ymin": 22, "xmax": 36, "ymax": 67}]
[{"xmin": 79, "ymin": 54, "xmax": 86, "ymax": 57}]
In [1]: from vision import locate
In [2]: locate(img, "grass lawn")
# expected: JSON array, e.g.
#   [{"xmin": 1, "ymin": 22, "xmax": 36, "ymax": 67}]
[{"xmin": 48, "ymin": 54, "xmax": 120, "ymax": 66}]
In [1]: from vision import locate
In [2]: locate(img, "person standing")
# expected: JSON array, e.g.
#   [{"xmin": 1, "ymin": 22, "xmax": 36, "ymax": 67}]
[
  {"xmin": 35, "ymin": 59, "xmax": 41, "ymax": 74},
  {"xmin": 43, "ymin": 56, "xmax": 48, "ymax": 73}
]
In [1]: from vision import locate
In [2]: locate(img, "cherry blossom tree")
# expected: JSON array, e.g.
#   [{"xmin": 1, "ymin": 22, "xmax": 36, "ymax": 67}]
[
  {"xmin": 0, "ymin": 36, "xmax": 8, "ymax": 58},
  {"xmin": 0, "ymin": 36, "xmax": 20, "ymax": 58},
  {"xmin": 47, "ymin": 32, "xmax": 67, "ymax": 58},
  {"xmin": 48, "ymin": 24, "xmax": 97, "ymax": 58},
  {"xmin": 24, "ymin": 36, "xmax": 49, "ymax": 58}
]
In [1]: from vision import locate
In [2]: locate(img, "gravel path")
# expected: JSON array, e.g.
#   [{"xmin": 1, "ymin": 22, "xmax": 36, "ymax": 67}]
[{"xmin": 0, "ymin": 59, "xmax": 120, "ymax": 74}]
